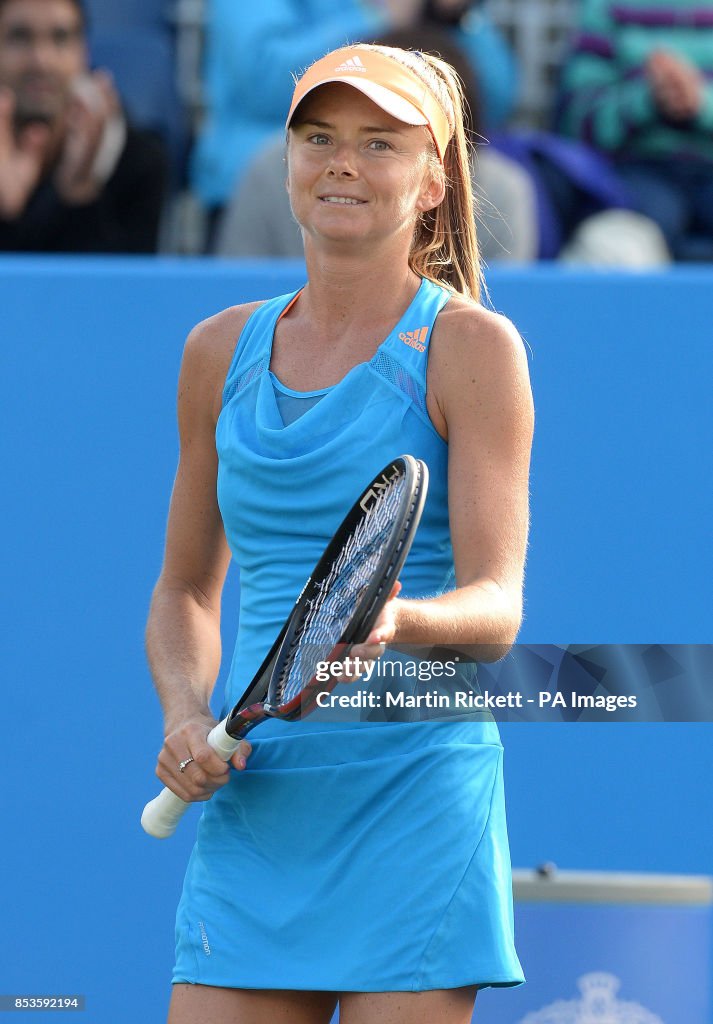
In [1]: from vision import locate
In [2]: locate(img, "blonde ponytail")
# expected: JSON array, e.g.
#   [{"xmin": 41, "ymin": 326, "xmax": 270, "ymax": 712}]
[{"xmin": 362, "ymin": 45, "xmax": 483, "ymax": 302}]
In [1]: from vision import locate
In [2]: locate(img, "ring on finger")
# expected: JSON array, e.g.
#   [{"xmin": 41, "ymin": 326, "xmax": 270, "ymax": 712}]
[{"xmin": 178, "ymin": 757, "xmax": 195, "ymax": 773}]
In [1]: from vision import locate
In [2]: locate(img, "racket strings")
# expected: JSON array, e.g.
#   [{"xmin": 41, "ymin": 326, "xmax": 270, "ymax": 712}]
[{"xmin": 274, "ymin": 476, "xmax": 407, "ymax": 704}]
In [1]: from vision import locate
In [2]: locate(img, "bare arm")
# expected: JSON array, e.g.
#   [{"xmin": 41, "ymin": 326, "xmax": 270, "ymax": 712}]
[
  {"xmin": 146, "ymin": 305, "xmax": 259, "ymax": 800},
  {"xmin": 373, "ymin": 302, "xmax": 534, "ymax": 662}
]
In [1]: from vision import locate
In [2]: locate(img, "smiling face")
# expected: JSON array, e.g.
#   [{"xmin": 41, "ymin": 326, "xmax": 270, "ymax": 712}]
[
  {"xmin": 0, "ymin": 0, "xmax": 86, "ymax": 125},
  {"xmin": 287, "ymin": 83, "xmax": 446, "ymax": 255}
]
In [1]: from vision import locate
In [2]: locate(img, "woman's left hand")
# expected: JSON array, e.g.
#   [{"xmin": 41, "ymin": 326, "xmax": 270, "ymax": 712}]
[{"xmin": 348, "ymin": 580, "xmax": 402, "ymax": 664}]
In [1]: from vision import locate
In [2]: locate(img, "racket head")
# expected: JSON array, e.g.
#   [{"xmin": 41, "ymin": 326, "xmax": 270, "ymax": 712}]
[{"xmin": 261, "ymin": 454, "xmax": 429, "ymax": 720}]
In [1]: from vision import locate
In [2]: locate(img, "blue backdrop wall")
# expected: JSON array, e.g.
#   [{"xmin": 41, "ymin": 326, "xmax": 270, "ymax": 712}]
[{"xmin": 1, "ymin": 259, "xmax": 711, "ymax": 1022}]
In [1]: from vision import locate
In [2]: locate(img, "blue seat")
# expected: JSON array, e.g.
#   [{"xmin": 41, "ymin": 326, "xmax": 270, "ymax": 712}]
[
  {"xmin": 84, "ymin": 0, "xmax": 169, "ymax": 31},
  {"xmin": 89, "ymin": 27, "xmax": 189, "ymax": 182}
]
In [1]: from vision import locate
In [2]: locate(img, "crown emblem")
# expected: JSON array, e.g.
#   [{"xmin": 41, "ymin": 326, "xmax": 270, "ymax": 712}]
[{"xmin": 518, "ymin": 972, "xmax": 665, "ymax": 1024}]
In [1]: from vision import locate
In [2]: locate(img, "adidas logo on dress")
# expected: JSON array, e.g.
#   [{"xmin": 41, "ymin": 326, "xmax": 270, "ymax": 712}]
[{"xmin": 399, "ymin": 327, "xmax": 429, "ymax": 353}]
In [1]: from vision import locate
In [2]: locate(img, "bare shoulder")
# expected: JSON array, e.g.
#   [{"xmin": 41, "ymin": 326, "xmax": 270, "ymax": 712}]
[
  {"xmin": 183, "ymin": 300, "xmax": 264, "ymax": 379},
  {"xmin": 180, "ymin": 301, "xmax": 264, "ymax": 424},
  {"xmin": 431, "ymin": 294, "xmax": 528, "ymax": 375},
  {"xmin": 427, "ymin": 294, "xmax": 532, "ymax": 437}
]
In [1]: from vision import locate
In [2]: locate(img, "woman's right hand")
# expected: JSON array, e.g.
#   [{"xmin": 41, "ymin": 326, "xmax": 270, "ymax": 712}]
[{"xmin": 156, "ymin": 713, "xmax": 252, "ymax": 802}]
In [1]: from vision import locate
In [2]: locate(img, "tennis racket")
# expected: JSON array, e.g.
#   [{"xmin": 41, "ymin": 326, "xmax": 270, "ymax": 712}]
[{"xmin": 141, "ymin": 454, "xmax": 429, "ymax": 838}]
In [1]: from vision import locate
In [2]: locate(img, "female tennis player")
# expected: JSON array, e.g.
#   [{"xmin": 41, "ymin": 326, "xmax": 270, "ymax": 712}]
[{"xmin": 146, "ymin": 43, "xmax": 533, "ymax": 1024}]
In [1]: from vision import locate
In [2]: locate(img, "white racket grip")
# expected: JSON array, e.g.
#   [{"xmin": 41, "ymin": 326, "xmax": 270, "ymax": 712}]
[
  {"xmin": 141, "ymin": 718, "xmax": 242, "ymax": 839},
  {"xmin": 205, "ymin": 717, "xmax": 244, "ymax": 760},
  {"xmin": 140, "ymin": 787, "xmax": 190, "ymax": 839}
]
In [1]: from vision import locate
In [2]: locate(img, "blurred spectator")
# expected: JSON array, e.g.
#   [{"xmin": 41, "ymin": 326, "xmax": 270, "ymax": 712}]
[
  {"xmin": 0, "ymin": 0, "xmax": 168, "ymax": 252},
  {"xmin": 557, "ymin": 0, "xmax": 713, "ymax": 261},
  {"xmin": 193, "ymin": 0, "xmax": 518, "ymax": 219},
  {"xmin": 215, "ymin": 27, "xmax": 537, "ymax": 263}
]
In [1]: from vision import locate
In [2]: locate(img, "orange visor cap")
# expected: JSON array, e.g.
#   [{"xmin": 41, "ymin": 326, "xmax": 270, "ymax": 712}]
[{"xmin": 286, "ymin": 46, "xmax": 451, "ymax": 163}]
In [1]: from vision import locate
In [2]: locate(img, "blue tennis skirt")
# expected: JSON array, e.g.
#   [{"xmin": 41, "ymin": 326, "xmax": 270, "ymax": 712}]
[{"xmin": 173, "ymin": 718, "xmax": 525, "ymax": 992}]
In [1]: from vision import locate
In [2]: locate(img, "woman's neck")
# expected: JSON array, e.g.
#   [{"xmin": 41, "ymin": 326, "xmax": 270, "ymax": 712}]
[{"xmin": 301, "ymin": 242, "xmax": 421, "ymax": 340}]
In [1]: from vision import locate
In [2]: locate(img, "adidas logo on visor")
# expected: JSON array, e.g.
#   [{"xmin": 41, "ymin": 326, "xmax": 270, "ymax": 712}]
[{"xmin": 335, "ymin": 56, "xmax": 367, "ymax": 73}]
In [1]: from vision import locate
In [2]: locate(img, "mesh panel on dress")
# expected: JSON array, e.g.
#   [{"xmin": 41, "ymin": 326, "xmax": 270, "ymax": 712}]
[
  {"xmin": 223, "ymin": 356, "xmax": 269, "ymax": 405},
  {"xmin": 370, "ymin": 351, "xmax": 426, "ymax": 415}
]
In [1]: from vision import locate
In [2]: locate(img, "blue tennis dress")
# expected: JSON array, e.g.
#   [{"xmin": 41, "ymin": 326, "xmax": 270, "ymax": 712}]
[{"xmin": 173, "ymin": 278, "xmax": 525, "ymax": 992}]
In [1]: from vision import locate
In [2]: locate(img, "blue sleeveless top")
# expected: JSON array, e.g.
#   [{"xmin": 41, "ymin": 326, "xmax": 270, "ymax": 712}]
[{"xmin": 216, "ymin": 276, "xmax": 464, "ymax": 717}]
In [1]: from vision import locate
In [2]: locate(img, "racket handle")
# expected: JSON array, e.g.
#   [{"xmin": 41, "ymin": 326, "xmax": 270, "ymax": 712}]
[
  {"xmin": 140, "ymin": 787, "xmax": 190, "ymax": 840},
  {"xmin": 141, "ymin": 718, "xmax": 242, "ymax": 839}
]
